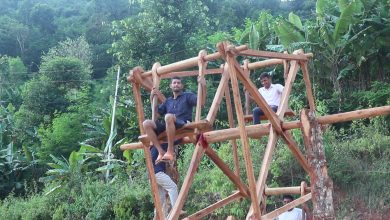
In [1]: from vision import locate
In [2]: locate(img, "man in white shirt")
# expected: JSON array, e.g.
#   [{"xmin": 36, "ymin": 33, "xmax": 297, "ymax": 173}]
[
  {"xmin": 276, "ymin": 195, "xmax": 310, "ymax": 220},
  {"xmin": 253, "ymin": 72, "xmax": 284, "ymax": 124}
]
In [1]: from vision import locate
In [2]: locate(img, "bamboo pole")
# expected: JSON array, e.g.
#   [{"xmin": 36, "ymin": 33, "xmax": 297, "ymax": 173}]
[
  {"xmin": 202, "ymin": 106, "xmax": 390, "ymax": 143},
  {"xmin": 300, "ymin": 61, "xmax": 316, "ymax": 111},
  {"xmin": 265, "ymin": 186, "xmax": 310, "ymax": 196},
  {"xmin": 169, "ymin": 143, "xmax": 206, "ymax": 220},
  {"xmin": 243, "ymin": 59, "xmax": 250, "ymax": 115},
  {"xmin": 151, "ymin": 63, "xmax": 161, "ymax": 122},
  {"xmin": 206, "ymin": 64, "xmax": 230, "ymax": 123},
  {"xmin": 247, "ymin": 128, "xmax": 278, "ymax": 219},
  {"xmin": 276, "ymin": 52, "xmax": 300, "ymax": 118},
  {"xmin": 142, "ymin": 45, "xmax": 248, "ymax": 78},
  {"xmin": 222, "ymin": 42, "xmax": 261, "ymax": 219},
  {"xmin": 185, "ymin": 191, "xmax": 242, "ymax": 220},
  {"xmin": 224, "ymin": 83, "xmax": 241, "ymax": 177},
  {"xmin": 239, "ymin": 49, "xmax": 312, "ymax": 61},
  {"xmin": 195, "ymin": 50, "xmax": 207, "ymax": 134},
  {"xmin": 248, "ymin": 59, "xmax": 284, "ymax": 70},
  {"xmin": 144, "ymin": 145, "xmax": 164, "ymax": 220}
]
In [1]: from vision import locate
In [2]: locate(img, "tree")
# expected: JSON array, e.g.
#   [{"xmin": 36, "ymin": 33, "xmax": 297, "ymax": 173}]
[{"xmin": 111, "ymin": 0, "xmax": 210, "ymax": 68}]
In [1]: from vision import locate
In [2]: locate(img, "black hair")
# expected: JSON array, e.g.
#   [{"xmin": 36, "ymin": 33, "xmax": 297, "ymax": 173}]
[
  {"xmin": 171, "ymin": 76, "xmax": 182, "ymax": 82},
  {"xmin": 260, "ymin": 72, "xmax": 271, "ymax": 80},
  {"xmin": 283, "ymin": 195, "xmax": 294, "ymax": 201}
]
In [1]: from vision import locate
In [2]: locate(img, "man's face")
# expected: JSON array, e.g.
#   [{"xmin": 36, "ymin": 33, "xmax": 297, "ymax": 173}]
[
  {"xmin": 283, "ymin": 198, "xmax": 294, "ymax": 211},
  {"xmin": 260, "ymin": 77, "xmax": 271, "ymax": 89},
  {"xmin": 170, "ymin": 78, "xmax": 183, "ymax": 93}
]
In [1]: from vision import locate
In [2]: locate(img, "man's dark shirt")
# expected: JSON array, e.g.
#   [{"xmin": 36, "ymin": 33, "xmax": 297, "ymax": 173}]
[
  {"xmin": 151, "ymin": 145, "xmax": 167, "ymax": 174},
  {"xmin": 158, "ymin": 92, "xmax": 197, "ymax": 123}
]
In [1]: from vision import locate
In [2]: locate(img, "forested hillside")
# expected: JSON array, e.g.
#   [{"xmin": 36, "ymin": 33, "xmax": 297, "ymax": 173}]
[{"xmin": 0, "ymin": 0, "xmax": 389, "ymax": 219}]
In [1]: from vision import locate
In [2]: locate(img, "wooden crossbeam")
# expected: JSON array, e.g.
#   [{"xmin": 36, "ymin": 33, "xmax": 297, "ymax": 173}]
[
  {"xmin": 142, "ymin": 45, "xmax": 248, "ymax": 77},
  {"xmin": 184, "ymin": 191, "xmax": 243, "ymax": 220},
  {"xmin": 239, "ymin": 49, "xmax": 312, "ymax": 61}
]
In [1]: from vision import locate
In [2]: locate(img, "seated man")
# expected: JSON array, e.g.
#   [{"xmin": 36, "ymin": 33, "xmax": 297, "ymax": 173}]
[
  {"xmin": 143, "ymin": 77, "xmax": 197, "ymax": 163},
  {"xmin": 252, "ymin": 72, "xmax": 284, "ymax": 124}
]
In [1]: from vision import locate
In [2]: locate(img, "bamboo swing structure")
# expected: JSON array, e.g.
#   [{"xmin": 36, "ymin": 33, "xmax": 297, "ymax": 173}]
[{"xmin": 120, "ymin": 42, "xmax": 390, "ymax": 220}]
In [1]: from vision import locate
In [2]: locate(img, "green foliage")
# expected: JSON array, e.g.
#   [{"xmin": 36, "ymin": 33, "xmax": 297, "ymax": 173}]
[{"xmin": 38, "ymin": 113, "xmax": 86, "ymax": 161}]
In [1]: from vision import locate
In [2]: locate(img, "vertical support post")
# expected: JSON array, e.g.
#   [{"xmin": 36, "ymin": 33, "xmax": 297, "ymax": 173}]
[
  {"xmin": 300, "ymin": 61, "xmax": 316, "ymax": 111},
  {"xmin": 221, "ymin": 43, "xmax": 261, "ymax": 219},
  {"xmin": 195, "ymin": 50, "xmax": 207, "ymax": 128},
  {"xmin": 151, "ymin": 63, "xmax": 161, "ymax": 122},
  {"xmin": 243, "ymin": 59, "xmax": 251, "ymax": 115},
  {"xmin": 143, "ymin": 145, "xmax": 164, "ymax": 220},
  {"xmin": 224, "ymin": 84, "xmax": 240, "ymax": 177},
  {"xmin": 300, "ymin": 109, "xmax": 335, "ymax": 220}
]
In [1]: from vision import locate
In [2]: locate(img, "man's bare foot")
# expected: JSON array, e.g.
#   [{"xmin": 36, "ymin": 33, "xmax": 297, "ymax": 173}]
[{"xmin": 161, "ymin": 153, "xmax": 174, "ymax": 162}]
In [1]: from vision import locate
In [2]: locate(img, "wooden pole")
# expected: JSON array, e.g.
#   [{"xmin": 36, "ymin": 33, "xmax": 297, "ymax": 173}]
[
  {"xmin": 206, "ymin": 64, "xmax": 230, "ymax": 123},
  {"xmin": 151, "ymin": 63, "xmax": 161, "ymax": 122},
  {"xmin": 144, "ymin": 145, "xmax": 164, "ymax": 220},
  {"xmin": 224, "ymin": 83, "xmax": 241, "ymax": 177},
  {"xmin": 169, "ymin": 142, "xmax": 206, "ymax": 220},
  {"xmin": 300, "ymin": 109, "xmax": 335, "ymax": 219},
  {"xmin": 265, "ymin": 185, "xmax": 310, "ymax": 196},
  {"xmin": 221, "ymin": 42, "xmax": 261, "ymax": 219},
  {"xmin": 300, "ymin": 61, "xmax": 316, "ymax": 111},
  {"xmin": 142, "ymin": 45, "xmax": 248, "ymax": 78},
  {"xmin": 185, "ymin": 191, "xmax": 243, "ymax": 220},
  {"xmin": 247, "ymin": 128, "xmax": 278, "ymax": 219},
  {"xmin": 239, "ymin": 48, "xmax": 312, "ymax": 61}
]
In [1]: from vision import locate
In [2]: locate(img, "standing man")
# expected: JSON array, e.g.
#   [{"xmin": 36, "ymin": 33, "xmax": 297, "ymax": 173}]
[
  {"xmin": 276, "ymin": 195, "xmax": 311, "ymax": 220},
  {"xmin": 252, "ymin": 72, "xmax": 284, "ymax": 124},
  {"xmin": 151, "ymin": 144, "xmax": 178, "ymax": 219},
  {"xmin": 143, "ymin": 77, "xmax": 197, "ymax": 163}
]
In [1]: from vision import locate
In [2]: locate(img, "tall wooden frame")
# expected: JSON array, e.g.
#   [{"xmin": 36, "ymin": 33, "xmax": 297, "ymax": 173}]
[{"xmin": 121, "ymin": 42, "xmax": 390, "ymax": 220}]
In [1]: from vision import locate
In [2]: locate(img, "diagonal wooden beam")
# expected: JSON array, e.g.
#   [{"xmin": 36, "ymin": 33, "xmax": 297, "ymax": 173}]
[
  {"xmin": 277, "ymin": 58, "xmax": 300, "ymax": 118},
  {"xmin": 206, "ymin": 64, "xmax": 230, "ymax": 123},
  {"xmin": 246, "ymin": 127, "xmax": 278, "ymax": 219},
  {"xmin": 169, "ymin": 143, "xmax": 206, "ymax": 220},
  {"xmin": 184, "ymin": 191, "xmax": 243, "ymax": 220},
  {"xmin": 205, "ymin": 147, "xmax": 249, "ymax": 197},
  {"xmin": 224, "ymin": 84, "xmax": 241, "ymax": 177},
  {"xmin": 143, "ymin": 145, "xmax": 164, "ymax": 220},
  {"xmin": 218, "ymin": 42, "xmax": 261, "ymax": 219},
  {"xmin": 261, "ymin": 193, "xmax": 312, "ymax": 220},
  {"xmin": 195, "ymin": 50, "xmax": 208, "ymax": 127},
  {"xmin": 300, "ymin": 61, "xmax": 316, "ymax": 111}
]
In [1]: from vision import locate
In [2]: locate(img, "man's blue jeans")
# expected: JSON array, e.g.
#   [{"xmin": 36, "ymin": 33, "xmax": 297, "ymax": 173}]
[{"xmin": 252, "ymin": 105, "xmax": 278, "ymax": 124}]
